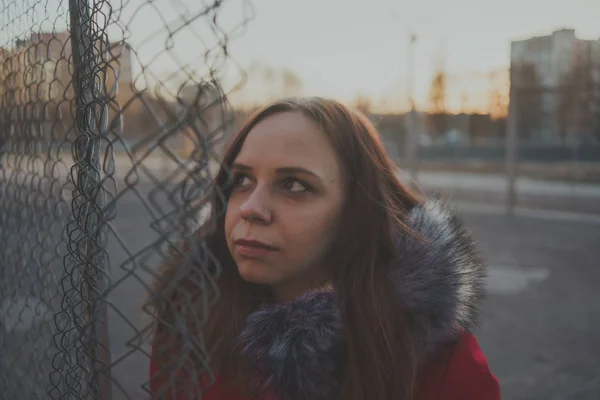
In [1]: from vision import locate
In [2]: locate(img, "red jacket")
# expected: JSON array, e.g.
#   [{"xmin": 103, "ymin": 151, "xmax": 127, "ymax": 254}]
[
  {"xmin": 150, "ymin": 201, "xmax": 502, "ymax": 399},
  {"xmin": 149, "ymin": 331, "xmax": 500, "ymax": 400}
]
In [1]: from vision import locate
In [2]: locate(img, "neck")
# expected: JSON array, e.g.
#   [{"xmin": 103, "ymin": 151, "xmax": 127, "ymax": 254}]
[{"xmin": 272, "ymin": 278, "xmax": 333, "ymax": 304}]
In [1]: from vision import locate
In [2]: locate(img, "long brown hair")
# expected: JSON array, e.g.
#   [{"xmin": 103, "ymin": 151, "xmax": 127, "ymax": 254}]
[{"xmin": 150, "ymin": 97, "xmax": 424, "ymax": 399}]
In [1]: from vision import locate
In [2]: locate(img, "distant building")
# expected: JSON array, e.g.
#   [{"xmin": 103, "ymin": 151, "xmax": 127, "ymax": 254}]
[
  {"xmin": 111, "ymin": 42, "xmax": 133, "ymax": 83},
  {"xmin": 102, "ymin": 41, "xmax": 134, "ymax": 89},
  {"xmin": 0, "ymin": 31, "xmax": 134, "ymax": 147},
  {"xmin": 171, "ymin": 83, "xmax": 228, "ymax": 157},
  {"xmin": 510, "ymin": 29, "xmax": 600, "ymax": 144},
  {"xmin": 1, "ymin": 31, "xmax": 133, "ymax": 103}
]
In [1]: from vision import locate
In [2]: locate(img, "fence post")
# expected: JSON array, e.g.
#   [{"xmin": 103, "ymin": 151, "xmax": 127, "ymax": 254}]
[
  {"xmin": 405, "ymin": 110, "xmax": 419, "ymax": 182},
  {"xmin": 405, "ymin": 32, "xmax": 419, "ymax": 183},
  {"xmin": 505, "ymin": 79, "xmax": 518, "ymax": 216},
  {"xmin": 69, "ymin": 0, "xmax": 112, "ymax": 398}
]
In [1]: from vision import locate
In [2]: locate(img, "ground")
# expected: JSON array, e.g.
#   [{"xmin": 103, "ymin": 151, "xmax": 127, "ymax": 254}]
[
  {"xmin": 1, "ymin": 160, "xmax": 600, "ymax": 399},
  {"xmin": 465, "ymin": 212, "xmax": 600, "ymax": 400}
]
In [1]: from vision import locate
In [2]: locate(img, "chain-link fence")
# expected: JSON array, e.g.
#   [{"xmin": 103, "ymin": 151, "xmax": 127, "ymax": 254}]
[
  {"xmin": 0, "ymin": 0, "xmax": 251, "ymax": 398},
  {"xmin": 502, "ymin": 83, "xmax": 600, "ymax": 214},
  {"xmin": 396, "ymin": 74, "xmax": 600, "ymax": 215}
]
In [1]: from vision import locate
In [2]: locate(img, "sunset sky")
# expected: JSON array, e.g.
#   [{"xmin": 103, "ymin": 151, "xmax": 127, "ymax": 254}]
[
  {"xmin": 225, "ymin": 0, "xmax": 600, "ymax": 112},
  {"xmin": 13, "ymin": 0, "xmax": 600, "ymax": 113}
]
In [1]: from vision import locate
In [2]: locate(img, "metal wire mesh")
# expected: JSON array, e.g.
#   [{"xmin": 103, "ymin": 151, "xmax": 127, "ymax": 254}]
[
  {"xmin": 398, "ymin": 77, "xmax": 600, "ymax": 214},
  {"xmin": 0, "ymin": 0, "xmax": 251, "ymax": 398}
]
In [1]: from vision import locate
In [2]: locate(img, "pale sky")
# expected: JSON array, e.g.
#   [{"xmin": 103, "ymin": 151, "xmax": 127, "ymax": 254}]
[
  {"xmin": 10, "ymin": 0, "xmax": 600, "ymax": 112},
  {"xmin": 224, "ymin": 0, "xmax": 600, "ymax": 111}
]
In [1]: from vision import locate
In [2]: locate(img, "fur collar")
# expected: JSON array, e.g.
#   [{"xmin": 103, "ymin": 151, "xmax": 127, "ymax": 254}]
[{"xmin": 238, "ymin": 199, "xmax": 486, "ymax": 400}]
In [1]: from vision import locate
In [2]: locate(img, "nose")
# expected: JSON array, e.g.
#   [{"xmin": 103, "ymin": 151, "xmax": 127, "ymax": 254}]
[{"xmin": 239, "ymin": 186, "xmax": 272, "ymax": 224}]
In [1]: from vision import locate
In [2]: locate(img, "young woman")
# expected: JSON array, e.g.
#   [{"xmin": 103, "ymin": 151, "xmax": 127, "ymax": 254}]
[{"xmin": 148, "ymin": 97, "xmax": 501, "ymax": 400}]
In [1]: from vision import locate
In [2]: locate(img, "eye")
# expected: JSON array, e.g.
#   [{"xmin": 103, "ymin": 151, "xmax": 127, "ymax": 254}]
[
  {"xmin": 232, "ymin": 173, "xmax": 252, "ymax": 189},
  {"xmin": 280, "ymin": 178, "xmax": 309, "ymax": 193}
]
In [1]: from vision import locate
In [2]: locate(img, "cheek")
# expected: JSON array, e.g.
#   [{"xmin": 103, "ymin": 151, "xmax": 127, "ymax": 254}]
[
  {"xmin": 224, "ymin": 200, "xmax": 238, "ymax": 245},
  {"xmin": 282, "ymin": 205, "xmax": 341, "ymax": 259}
]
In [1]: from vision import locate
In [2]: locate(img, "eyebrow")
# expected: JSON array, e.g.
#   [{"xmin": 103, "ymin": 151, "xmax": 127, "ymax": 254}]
[{"xmin": 231, "ymin": 162, "xmax": 320, "ymax": 179}]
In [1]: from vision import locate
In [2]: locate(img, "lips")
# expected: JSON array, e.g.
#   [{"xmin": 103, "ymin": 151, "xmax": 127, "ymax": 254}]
[{"xmin": 233, "ymin": 239, "xmax": 278, "ymax": 258}]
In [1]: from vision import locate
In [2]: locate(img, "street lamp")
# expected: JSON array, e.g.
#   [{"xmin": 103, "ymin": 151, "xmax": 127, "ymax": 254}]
[{"xmin": 406, "ymin": 31, "xmax": 419, "ymax": 181}]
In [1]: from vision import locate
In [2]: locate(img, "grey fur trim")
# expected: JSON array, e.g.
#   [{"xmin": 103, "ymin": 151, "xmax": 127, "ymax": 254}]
[
  {"xmin": 239, "ymin": 292, "xmax": 344, "ymax": 400},
  {"xmin": 238, "ymin": 199, "xmax": 486, "ymax": 400}
]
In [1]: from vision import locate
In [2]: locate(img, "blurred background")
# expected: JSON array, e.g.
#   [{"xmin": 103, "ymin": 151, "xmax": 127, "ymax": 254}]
[{"xmin": 0, "ymin": 0, "xmax": 599, "ymax": 399}]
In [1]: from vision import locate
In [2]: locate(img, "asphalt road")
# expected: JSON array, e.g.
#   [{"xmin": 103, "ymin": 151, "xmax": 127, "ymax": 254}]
[
  {"xmin": 469, "ymin": 212, "xmax": 600, "ymax": 400},
  {"xmin": 401, "ymin": 170, "xmax": 600, "ymax": 215},
  {"xmin": 1, "ymin": 174, "xmax": 600, "ymax": 399}
]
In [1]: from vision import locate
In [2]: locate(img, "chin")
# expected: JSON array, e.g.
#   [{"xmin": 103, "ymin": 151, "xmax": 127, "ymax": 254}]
[{"xmin": 236, "ymin": 261, "xmax": 278, "ymax": 285}]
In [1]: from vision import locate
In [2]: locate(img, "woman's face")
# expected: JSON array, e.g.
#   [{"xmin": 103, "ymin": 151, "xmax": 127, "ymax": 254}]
[{"xmin": 224, "ymin": 111, "xmax": 345, "ymax": 302}]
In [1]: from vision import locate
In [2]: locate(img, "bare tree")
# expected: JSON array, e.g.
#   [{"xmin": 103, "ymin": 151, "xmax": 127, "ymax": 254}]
[
  {"xmin": 352, "ymin": 94, "xmax": 373, "ymax": 115},
  {"xmin": 556, "ymin": 51, "xmax": 596, "ymax": 143},
  {"xmin": 281, "ymin": 69, "xmax": 303, "ymax": 98},
  {"xmin": 488, "ymin": 72, "xmax": 509, "ymax": 120},
  {"xmin": 511, "ymin": 63, "xmax": 543, "ymax": 141},
  {"xmin": 232, "ymin": 63, "xmax": 304, "ymax": 107},
  {"xmin": 259, "ymin": 65, "xmax": 303, "ymax": 100},
  {"xmin": 429, "ymin": 70, "xmax": 447, "ymax": 114},
  {"xmin": 427, "ymin": 69, "xmax": 448, "ymax": 137}
]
